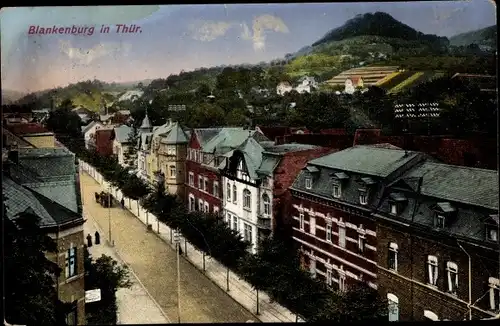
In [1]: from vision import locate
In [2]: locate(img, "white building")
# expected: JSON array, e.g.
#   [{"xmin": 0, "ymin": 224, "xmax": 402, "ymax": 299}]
[
  {"xmin": 219, "ymin": 137, "xmax": 267, "ymax": 254},
  {"xmin": 137, "ymin": 110, "xmax": 153, "ymax": 181},
  {"xmin": 276, "ymin": 82, "xmax": 293, "ymax": 96},
  {"xmin": 112, "ymin": 124, "xmax": 132, "ymax": 167},
  {"xmin": 81, "ymin": 121, "xmax": 104, "ymax": 150},
  {"xmin": 295, "ymin": 76, "xmax": 318, "ymax": 94}
]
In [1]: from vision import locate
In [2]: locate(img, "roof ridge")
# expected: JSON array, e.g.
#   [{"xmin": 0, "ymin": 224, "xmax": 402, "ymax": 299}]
[{"xmin": 424, "ymin": 161, "xmax": 498, "ymax": 174}]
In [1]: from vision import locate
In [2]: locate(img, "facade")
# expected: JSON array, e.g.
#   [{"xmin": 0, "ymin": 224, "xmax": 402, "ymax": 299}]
[
  {"xmin": 345, "ymin": 76, "xmax": 364, "ymax": 94},
  {"xmin": 295, "ymin": 76, "xmax": 318, "ymax": 94},
  {"xmin": 157, "ymin": 122, "xmax": 190, "ymax": 198},
  {"xmin": 137, "ymin": 111, "xmax": 153, "ymax": 182},
  {"xmin": 185, "ymin": 127, "xmax": 268, "ymax": 217},
  {"xmin": 375, "ymin": 162, "xmax": 499, "ymax": 321},
  {"xmin": 112, "ymin": 125, "xmax": 132, "ymax": 167},
  {"xmin": 276, "ymin": 82, "xmax": 293, "ymax": 96},
  {"xmin": 94, "ymin": 128, "xmax": 114, "ymax": 156},
  {"xmin": 3, "ymin": 147, "xmax": 86, "ymax": 325},
  {"xmin": 81, "ymin": 121, "xmax": 104, "ymax": 150},
  {"xmin": 288, "ymin": 145, "xmax": 428, "ymax": 291}
]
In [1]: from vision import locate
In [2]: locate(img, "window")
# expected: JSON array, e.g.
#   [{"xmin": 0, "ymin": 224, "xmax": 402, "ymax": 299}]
[
  {"xmin": 65, "ymin": 305, "xmax": 77, "ymax": 325},
  {"xmin": 65, "ymin": 245, "xmax": 77, "ymax": 278},
  {"xmin": 309, "ymin": 257, "xmax": 316, "ymax": 278},
  {"xmin": 243, "ymin": 189, "xmax": 251, "ymax": 210},
  {"xmin": 338, "ymin": 223, "xmax": 346, "ymax": 248},
  {"xmin": 305, "ymin": 177, "xmax": 312, "ymax": 189},
  {"xmin": 358, "ymin": 234, "xmax": 365, "ymax": 253},
  {"xmin": 232, "ymin": 215, "xmax": 239, "ymax": 231},
  {"xmin": 188, "ymin": 172, "xmax": 194, "ymax": 186},
  {"xmin": 486, "ymin": 225, "xmax": 498, "ymax": 242},
  {"xmin": 189, "ymin": 195, "xmax": 195, "ymax": 211},
  {"xmin": 387, "ymin": 293, "xmax": 399, "ymax": 322},
  {"xmin": 310, "ymin": 215, "xmax": 316, "ymax": 235},
  {"xmin": 198, "ymin": 176, "xmax": 203, "ymax": 189},
  {"xmin": 359, "ymin": 190, "xmax": 368, "ymax": 205},
  {"xmin": 213, "ymin": 206, "xmax": 219, "ymax": 215},
  {"xmin": 262, "ymin": 194, "xmax": 271, "ymax": 216},
  {"xmin": 169, "ymin": 165, "xmax": 176, "ymax": 177},
  {"xmin": 446, "ymin": 262, "xmax": 458, "ymax": 294},
  {"xmin": 204, "ymin": 201, "xmax": 209, "ymax": 213},
  {"xmin": 213, "ymin": 182, "xmax": 219, "ymax": 197},
  {"xmin": 244, "ymin": 223, "xmax": 253, "ymax": 242},
  {"xmin": 424, "ymin": 310, "xmax": 439, "ymax": 321},
  {"xmin": 326, "ymin": 268, "xmax": 333, "ymax": 286},
  {"xmin": 198, "ymin": 199, "xmax": 204, "ymax": 212},
  {"xmin": 227, "ymin": 182, "xmax": 231, "ymax": 201},
  {"xmin": 427, "ymin": 255, "xmax": 438, "ymax": 286},
  {"xmin": 225, "ymin": 213, "xmax": 231, "ymax": 224},
  {"xmin": 489, "ymin": 277, "xmax": 500, "ymax": 311},
  {"xmin": 390, "ymin": 203, "xmax": 398, "ymax": 215},
  {"xmin": 332, "ymin": 184, "xmax": 341, "ymax": 198},
  {"xmin": 326, "ymin": 224, "xmax": 332, "ymax": 242},
  {"xmin": 262, "ymin": 177, "xmax": 269, "ymax": 187},
  {"xmin": 338, "ymin": 270, "xmax": 346, "ymax": 291},
  {"xmin": 388, "ymin": 242, "xmax": 398, "ymax": 271},
  {"xmin": 435, "ymin": 214, "xmax": 445, "ymax": 228},
  {"xmin": 233, "ymin": 185, "xmax": 237, "ymax": 203},
  {"xmin": 204, "ymin": 178, "xmax": 209, "ymax": 192},
  {"xmin": 167, "ymin": 146, "xmax": 175, "ymax": 155},
  {"xmin": 299, "ymin": 213, "xmax": 304, "ymax": 230}
]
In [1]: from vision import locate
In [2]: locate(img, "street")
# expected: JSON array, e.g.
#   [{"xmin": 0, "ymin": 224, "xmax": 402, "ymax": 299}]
[{"xmin": 80, "ymin": 172, "xmax": 258, "ymax": 323}]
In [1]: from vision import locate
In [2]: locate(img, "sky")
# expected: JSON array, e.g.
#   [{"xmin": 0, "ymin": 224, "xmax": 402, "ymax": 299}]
[{"xmin": 0, "ymin": 1, "xmax": 496, "ymax": 93}]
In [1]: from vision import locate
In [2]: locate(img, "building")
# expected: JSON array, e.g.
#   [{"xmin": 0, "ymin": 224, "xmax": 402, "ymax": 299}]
[
  {"xmin": 185, "ymin": 127, "xmax": 268, "ymax": 216},
  {"xmin": 3, "ymin": 147, "xmax": 86, "ymax": 325},
  {"xmin": 295, "ymin": 76, "xmax": 318, "ymax": 94},
  {"xmin": 112, "ymin": 125, "xmax": 132, "ymax": 167},
  {"xmin": 94, "ymin": 128, "xmax": 114, "ymax": 156},
  {"xmin": 4, "ymin": 123, "xmax": 56, "ymax": 148},
  {"xmin": 345, "ymin": 76, "xmax": 364, "ymax": 94},
  {"xmin": 375, "ymin": 162, "xmax": 499, "ymax": 321},
  {"xmin": 137, "ymin": 111, "xmax": 154, "ymax": 182},
  {"xmin": 288, "ymin": 145, "xmax": 429, "ymax": 291},
  {"xmin": 276, "ymin": 82, "xmax": 293, "ymax": 96},
  {"xmin": 81, "ymin": 121, "xmax": 104, "ymax": 150},
  {"xmin": 157, "ymin": 122, "xmax": 190, "ymax": 198}
]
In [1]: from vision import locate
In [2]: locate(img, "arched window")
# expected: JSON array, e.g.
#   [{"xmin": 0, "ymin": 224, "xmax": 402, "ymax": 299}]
[
  {"xmin": 387, "ymin": 293, "xmax": 399, "ymax": 322},
  {"xmin": 243, "ymin": 189, "xmax": 251, "ymax": 210},
  {"xmin": 262, "ymin": 194, "xmax": 270, "ymax": 215},
  {"xmin": 424, "ymin": 310, "xmax": 439, "ymax": 321}
]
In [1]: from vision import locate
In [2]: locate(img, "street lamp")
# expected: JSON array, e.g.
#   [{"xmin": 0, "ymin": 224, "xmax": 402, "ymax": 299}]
[{"xmin": 173, "ymin": 228, "xmax": 181, "ymax": 323}]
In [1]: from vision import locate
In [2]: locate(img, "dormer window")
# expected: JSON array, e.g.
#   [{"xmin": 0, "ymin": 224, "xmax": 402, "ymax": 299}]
[
  {"xmin": 390, "ymin": 204, "xmax": 398, "ymax": 215},
  {"xmin": 433, "ymin": 202, "xmax": 456, "ymax": 229},
  {"xmin": 333, "ymin": 183, "xmax": 341, "ymax": 198},
  {"xmin": 359, "ymin": 189, "xmax": 368, "ymax": 205},
  {"xmin": 435, "ymin": 214, "xmax": 445, "ymax": 228},
  {"xmin": 389, "ymin": 193, "xmax": 407, "ymax": 216},
  {"xmin": 331, "ymin": 172, "xmax": 348, "ymax": 199},
  {"xmin": 305, "ymin": 177, "xmax": 312, "ymax": 189},
  {"xmin": 486, "ymin": 214, "xmax": 499, "ymax": 242}
]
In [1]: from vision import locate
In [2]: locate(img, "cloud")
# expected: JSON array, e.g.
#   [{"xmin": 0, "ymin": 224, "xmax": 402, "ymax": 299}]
[
  {"xmin": 59, "ymin": 40, "xmax": 131, "ymax": 64},
  {"xmin": 240, "ymin": 14, "xmax": 289, "ymax": 51},
  {"xmin": 188, "ymin": 20, "xmax": 235, "ymax": 41}
]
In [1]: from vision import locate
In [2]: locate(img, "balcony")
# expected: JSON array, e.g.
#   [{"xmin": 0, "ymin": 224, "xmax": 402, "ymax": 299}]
[{"xmin": 257, "ymin": 215, "xmax": 272, "ymax": 230}]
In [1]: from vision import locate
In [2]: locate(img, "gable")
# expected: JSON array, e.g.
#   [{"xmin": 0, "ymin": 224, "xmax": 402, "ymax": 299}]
[{"xmin": 189, "ymin": 132, "xmax": 201, "ymax": 149}]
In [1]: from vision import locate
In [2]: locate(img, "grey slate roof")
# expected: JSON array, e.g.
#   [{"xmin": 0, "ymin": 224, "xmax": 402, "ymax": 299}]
[
  {"xmin": 235, "ymin": 137, "xmax": 266, "ymax": 180},
  {"xmin": 404, "ymin": 162, "xmax": 498, "ymax": 210},
  {"xmin": 203, "ymin": 128, "xmax": 260, "ymax": 153},
  {"xmin": 114, "ymin": 125, "xmax": 132, "ymax": 143},
  {"xmin": 160, "ymin": 122, "xmax": 189, "ymax": 144},
  {"xmin": 194, "ymin": 128, "xmax": 222, "ymax": 147},
  {"xmin": 256, "ymin": 155, "xmax": 281, "ymax": 176},
  {"xmin": 308, "ymin": 145, "xmax": 420, "ymax": 177}
]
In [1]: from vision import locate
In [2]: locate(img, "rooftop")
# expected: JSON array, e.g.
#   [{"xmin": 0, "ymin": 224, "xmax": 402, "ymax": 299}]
[{"xmin": 6, "ymin": 123, "xmax": 51, "ymax": 135}]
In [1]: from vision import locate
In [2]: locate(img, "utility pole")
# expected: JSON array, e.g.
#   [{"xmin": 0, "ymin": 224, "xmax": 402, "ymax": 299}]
[
  {"xmin": 108, "ymin": 184, "xmax": 113, "ymax": 247},
  {"xmin": 174, "ymin": 228, "xmax": 181, "ymax": 323}
]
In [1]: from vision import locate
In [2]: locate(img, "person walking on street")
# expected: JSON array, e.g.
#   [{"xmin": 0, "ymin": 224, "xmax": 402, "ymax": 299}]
[
  {"xmin": 94, "ymin": 231, "xmax": 101, "ymax": 245},
  {"xmin": 121, "ymin": 198, "xmax": 125, "ymax": 209},
  {"xmin": 86, "ymin": 233, "xmax": 93, "ymax": 247}
]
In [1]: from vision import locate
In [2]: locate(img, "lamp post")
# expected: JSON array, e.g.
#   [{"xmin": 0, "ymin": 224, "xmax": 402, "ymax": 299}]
[{"xmin": 173, "ymin": 228, "xmax": 181, "ymax": 323}]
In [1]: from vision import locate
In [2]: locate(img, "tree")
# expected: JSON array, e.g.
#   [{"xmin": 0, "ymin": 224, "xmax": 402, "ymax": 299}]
[
  {"xmin": 84, "ymin": 249, "xmax": 132, "ymax": 325},
  {"xmin": 123, "ymin": 126, "xmax": 139, "ymax": 169},
  {"xmin": 4, "ymin": 198, "xmax": 67, "ymax": 325},
  {"xmin": 121, "ymin": 174, "xmax": 151, "ymax": 211}
]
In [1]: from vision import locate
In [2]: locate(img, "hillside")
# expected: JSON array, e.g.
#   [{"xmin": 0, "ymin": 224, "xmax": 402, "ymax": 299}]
[
  {"xmin": 2, "ymin": 89, "xmax": 26, "ymax": 104},
  {"xmin": 449, "ymin": 25, "xmax": 497, "ymax": 49},
  {"xmin": 312, "ymin": 12, "xmax": 449, "ymax": 49}
]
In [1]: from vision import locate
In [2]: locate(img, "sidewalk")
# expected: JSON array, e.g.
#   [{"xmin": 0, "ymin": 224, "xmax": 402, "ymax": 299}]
[
  {"xmin": 84, "ymin": 209, "xmax": 171, "ymax": 324},
  {"xmin": 80, "ymin": 161, "xmax": 300, "ymax": 323}
]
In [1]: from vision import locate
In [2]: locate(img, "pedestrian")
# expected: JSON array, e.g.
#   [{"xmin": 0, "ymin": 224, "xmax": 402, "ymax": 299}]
[
  {"xmin": 94, "ymin": 231, "xmax": 100, "ymax": 245},
  {"xmin": 95, "ymin": 192, "xmax": 99, "ymax": 203},
  {"xmin": 121, "ymin": 198, "xmax": 125, "ymax": 209},
  {"xmin": 178, "ymin": 245, "xmax": 183, "ymax": 255},
  {"xmin": 86, "ymin": 233, "xmax": 93, "ymax": 247}
]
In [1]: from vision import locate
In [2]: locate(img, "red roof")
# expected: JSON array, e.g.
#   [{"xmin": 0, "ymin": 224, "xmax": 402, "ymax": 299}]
[
  {"xmin": 348, "ymin": 76, "xmax": 362, "ymax": 84},
  {"xmin": 6, "ymin": 123, "xmax": 49, "ymax": 135},
  {"xmin": 320, "ymin": 128, "xmax": 347, "ymax": 135},
  {"xmin": 95, "ymin": 129, "xmax": 114, "ymax": 156}
]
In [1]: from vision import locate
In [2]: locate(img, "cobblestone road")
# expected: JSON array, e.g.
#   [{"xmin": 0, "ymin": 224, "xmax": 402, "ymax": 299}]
[{"xmin": 80, "ymin": 173, "xmax": 258, "ymax": 323}]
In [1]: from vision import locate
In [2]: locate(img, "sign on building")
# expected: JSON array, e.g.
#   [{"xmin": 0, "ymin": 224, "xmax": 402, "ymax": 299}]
[
  {"xmin": 168, "ymin": 105, "xmax": 186, "ymax": 112},
  {"xmin": 85, "ymin": 289, "xmax": 102, "ymax": 303}
]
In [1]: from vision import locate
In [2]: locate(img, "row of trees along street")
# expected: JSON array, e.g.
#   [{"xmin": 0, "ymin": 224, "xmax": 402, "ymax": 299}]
[
  {"xmin": 70, "ymin": 143, "xmax": 388, "ymax": 322},
  {"xmin": 3, "ymin": 193, "xmax": 132, "ymax": 325}
]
